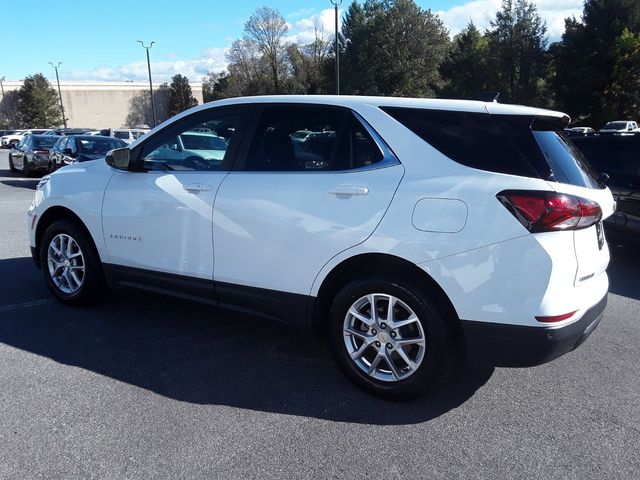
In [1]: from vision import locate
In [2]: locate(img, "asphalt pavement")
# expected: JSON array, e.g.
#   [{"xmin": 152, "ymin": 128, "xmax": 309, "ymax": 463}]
[{"xmin": 0, "ymin": 150, "xmax": 638, "ymax": 479}]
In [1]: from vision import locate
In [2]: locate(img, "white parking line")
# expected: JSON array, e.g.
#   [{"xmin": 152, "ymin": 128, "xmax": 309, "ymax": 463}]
[{"xmin": 0, "ymin": 298, "xmax": 52, "ymax": 313}]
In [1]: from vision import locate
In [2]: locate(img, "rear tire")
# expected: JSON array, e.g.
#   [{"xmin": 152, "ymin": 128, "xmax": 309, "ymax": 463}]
[
  {"xmin": 22, "ymin": 156, "xmax": 32, "ymax": 177},
  {"xmin": 328, "ymin": 275, "xmax": 453, "ymax": 400},
  {"xmin": 39, "ymin": 220, "xmax": 105, "ymax": 306}
]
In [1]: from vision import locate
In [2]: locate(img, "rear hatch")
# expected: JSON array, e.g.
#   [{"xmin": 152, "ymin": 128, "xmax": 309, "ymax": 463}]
[{"xmin": 526, "ymin": 117, "xmax": 614, "ymax": 285}]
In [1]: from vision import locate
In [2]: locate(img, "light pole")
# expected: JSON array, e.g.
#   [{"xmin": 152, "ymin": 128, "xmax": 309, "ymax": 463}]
[
  {"xmin": 138, "ymin": 40, "xmax": 157, "ymax": 127},
  {"xmin": 48, "ymin": 62, "xmax": 67, "ymax": 128},
  {"xmin": 330, "ymin": 0, "xmax": 342, "ymax": 95}
]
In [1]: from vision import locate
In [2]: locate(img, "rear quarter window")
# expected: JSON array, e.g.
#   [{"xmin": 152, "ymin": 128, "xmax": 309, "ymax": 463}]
[
  {"xmin": 380, "ymin": 106, "xmax": 540, "ymax": 177},
  {"xmin": 381, "ymin": 106, "xmax": 603, "ymax": 189}
]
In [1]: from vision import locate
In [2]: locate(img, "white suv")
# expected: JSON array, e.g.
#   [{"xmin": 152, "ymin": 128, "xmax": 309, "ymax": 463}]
[{"xmin": 27, "ymin": 96, "xmax": 614, "ymax": 399}]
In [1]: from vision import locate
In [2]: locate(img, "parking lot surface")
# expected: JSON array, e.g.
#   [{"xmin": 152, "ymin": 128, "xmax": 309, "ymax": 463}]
[{"xmin": 0, "ymin": 150, "xmax": 639, "ymax": 479}]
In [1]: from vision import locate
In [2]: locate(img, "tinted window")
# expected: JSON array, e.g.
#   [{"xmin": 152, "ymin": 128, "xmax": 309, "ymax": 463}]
[
  {"xmin": 572, "ymin": 137, "xmax": 640, "ymax": 176},
  {"xmin": 244, "ymin": 105, "xmax": 383, "ymax": 171},
  {"xmin": 141, "ymin": 110, "xmax": 242, "ymax": 171},
  {"xmin": 382, "ymin": 106, "xmax": 603, "ymax": 188},
  {"xmin": 532, "ymin": 131, "xmax": 601, "ymax": 188},
  {"xmin": 32, "ymin": 136, "xmax": 57, "ymax": 148},
  {"xmin": 603, "ymin": 122, "xmax": 628, "ymax": 129},
  {"xmin": 381, "ymin": 107, "xmax": 539, "ymax": 177},
  {"xmin": 113, "ymin": 131, "xmax": 130, "ymax": 140},
  {"xmin": 78, "ymin": 137, "xmax": 127, "ymax": 154}
]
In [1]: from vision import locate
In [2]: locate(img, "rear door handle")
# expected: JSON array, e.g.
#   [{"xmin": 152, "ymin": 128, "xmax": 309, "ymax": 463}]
[
  {"xmin": 184, "ymin": 183, "xmax": 212, "ymax": 193},
  {"xmin": 328, "ymin": 186, "xmax": 369, "ymax": 197}
]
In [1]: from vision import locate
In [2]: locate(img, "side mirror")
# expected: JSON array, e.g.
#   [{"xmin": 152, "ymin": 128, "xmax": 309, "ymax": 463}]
[{"xmin": 105, "ymin": 148, "xmax": 131, "ymax": 170}]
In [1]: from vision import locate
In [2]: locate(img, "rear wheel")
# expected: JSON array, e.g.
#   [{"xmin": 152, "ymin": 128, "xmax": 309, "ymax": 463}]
[
  {"xmin": 328, "ymin": 275, "xmax": 454, "ymax": 400},
  {"xmin": 22, "ymin": 155, "xmax": 32, "ymax": 177},
  {"xmin": 39, "ymin": 220, "xmax": 105, "ymax": 306}
]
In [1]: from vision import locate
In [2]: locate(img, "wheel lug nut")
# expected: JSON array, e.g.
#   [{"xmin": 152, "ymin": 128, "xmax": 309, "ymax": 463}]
[
  {"xmin": 380, "ymin": 323, "xmax": 387, "ymax": 329},
  {"xmin": 386, "ymin": 343, "xmax": 393, "ymax": 349},
  {"xmin": 371, "ymin": 329, "xmax": 377, "ymax": 335},
  {"xmin": 390, "ymin": 331, "xmax": 396, "ymax": 338},
  {"xmin": 375, "ymin": 341, "xmax": 381, "ymax": 347}
]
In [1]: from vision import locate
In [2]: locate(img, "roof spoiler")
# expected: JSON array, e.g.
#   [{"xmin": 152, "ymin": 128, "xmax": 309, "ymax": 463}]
[{"xmin": 470, "ymin": 92, "xmax": 501, "ymax": 103}]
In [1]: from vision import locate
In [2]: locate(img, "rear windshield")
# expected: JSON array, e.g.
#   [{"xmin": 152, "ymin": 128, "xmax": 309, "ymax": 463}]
[
  {"xmin": 33, "ymin": 137, "xmax": 57, "ymax": 148},
  {"xmin": 381, "ymin": 106, "xmax": 603, "ymax": 189},
  {"xmin": 78, "ymin": 138, "xmax": 127, "ymax": 154}
]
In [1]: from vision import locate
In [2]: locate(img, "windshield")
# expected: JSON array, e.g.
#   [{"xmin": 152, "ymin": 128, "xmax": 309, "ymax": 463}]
[
  {"xmin": 78, "ymin": 138, "xmax": 127, "ymax": 154},
  {"xmin": 603, "ymin": 122, "xmax": 628, "ymax": 130},
  {"xmin": 181, "ymin": 134, "xmax": 227, "ymax": 150},
  {"xmin": 113, "ymin": 131, "xmax": 130, "ymax": 139}
]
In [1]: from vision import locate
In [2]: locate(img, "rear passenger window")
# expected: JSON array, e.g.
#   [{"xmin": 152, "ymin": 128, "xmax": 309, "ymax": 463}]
[{"xmin": 243, "ymin": 105, "xmax": 383, "ymax": 171}]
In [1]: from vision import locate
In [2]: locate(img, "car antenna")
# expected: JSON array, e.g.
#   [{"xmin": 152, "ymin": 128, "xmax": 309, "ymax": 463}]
[{"xmin": 470, "ymin": 92, "xmax": 501, "ymax": 103}]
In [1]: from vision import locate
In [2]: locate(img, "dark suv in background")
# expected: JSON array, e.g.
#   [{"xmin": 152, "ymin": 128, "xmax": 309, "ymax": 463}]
[{"xmin": 572, "ymin": 135, "xmax": 640, "ymax": 244}]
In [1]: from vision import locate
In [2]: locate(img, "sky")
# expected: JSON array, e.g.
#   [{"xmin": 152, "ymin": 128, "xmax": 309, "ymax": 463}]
[{"xmin": 2, "ymin": 0, "xmax": 584, "ymax": 84}]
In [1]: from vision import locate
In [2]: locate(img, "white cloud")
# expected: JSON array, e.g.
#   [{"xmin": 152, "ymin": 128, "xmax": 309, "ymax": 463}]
[
  {"xmin": 65, "ymin": 47, "xmax": 228, "ymax": 83},
  {"xmin": 288, "ymin": 8, "xmax": 341, "ymax": 45},
  {"xmin": 63, "ymin": 7, "xmax": 344, "ymax": 82},
  {"xmin": 437, "ymin": 0, "xmax": 583, "ymax": 41}
]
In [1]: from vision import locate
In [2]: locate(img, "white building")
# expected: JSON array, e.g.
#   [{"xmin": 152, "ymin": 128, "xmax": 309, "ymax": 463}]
[{"xmin": 1, "ymin": 80, "xmax": 205, "ymax": 129}]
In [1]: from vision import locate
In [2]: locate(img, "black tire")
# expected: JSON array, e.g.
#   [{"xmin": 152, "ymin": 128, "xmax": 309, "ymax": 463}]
[
  {"xmin": 22, "ymin": 155, "xmax": 32, "ymax": 177},
  {"xmin": 328, "ymin": 275, "xmax": 454, "ymax": 400},
  {"xmin": 8, "ymin": 154, "xmax": 18, "ymax": 173},
  {"xmin": 39, "ymin": 220, "xmax": 105, "ymax": 306}
]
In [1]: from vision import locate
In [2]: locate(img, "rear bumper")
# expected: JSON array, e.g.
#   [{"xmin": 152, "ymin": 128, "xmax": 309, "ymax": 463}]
[{"xmin": 461, "ymin": 294, "xmax": 607, "ymax": 367}]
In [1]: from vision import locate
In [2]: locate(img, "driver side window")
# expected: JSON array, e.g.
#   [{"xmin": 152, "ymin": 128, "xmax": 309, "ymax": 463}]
[{"xmin": 140, "ymin": 110, "xmax": 243, "ymax": 172}]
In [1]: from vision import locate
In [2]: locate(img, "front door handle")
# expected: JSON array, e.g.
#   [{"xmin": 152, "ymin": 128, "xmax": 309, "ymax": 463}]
[
  {"xmin": 329, "ymin": 186, "xmax": 369, "ymax": 197},
  {"xmin": 184, "ymin": 183, "xmax": 212, "ymax": 193}
]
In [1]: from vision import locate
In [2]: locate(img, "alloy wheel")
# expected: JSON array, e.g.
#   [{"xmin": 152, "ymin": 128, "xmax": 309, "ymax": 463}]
[
  {"xmin": 47, "ymin": 233, "xmax": 85, "ymax": 294},
  {"xmin": 343, "ymin": 293, "xmax": 426, "ymax": 382}
]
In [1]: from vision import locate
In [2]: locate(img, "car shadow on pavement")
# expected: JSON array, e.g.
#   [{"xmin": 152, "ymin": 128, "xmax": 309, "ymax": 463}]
[
  {"xmin": 0, "ymin": 256, "xmax": 493, "ymax": 425},
  {"xmin": 607, "ymin": 243, "xmax": 640, "ymax": 301},
  {"xmin": 0, "ymin": 178, "xmax": 39, "ymax": 190}
]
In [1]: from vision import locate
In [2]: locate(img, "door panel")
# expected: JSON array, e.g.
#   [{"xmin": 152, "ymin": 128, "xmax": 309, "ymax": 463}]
[
  {"xmin": 102, "ymin": 170, "xmax": 221, "ymax": 280},
  {"xmin": 213, "ymin": 165, "xmax": 404, "ymax": 295}
]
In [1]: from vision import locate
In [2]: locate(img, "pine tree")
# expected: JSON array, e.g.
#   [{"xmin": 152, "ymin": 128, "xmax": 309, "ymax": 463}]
[
  {"xmin": 18, "ymin": 73, "xmax": 63, "ymax": 128},
  {"xmin": 168, "ymin": 74, "xmax": 198, "ymax": 118}
]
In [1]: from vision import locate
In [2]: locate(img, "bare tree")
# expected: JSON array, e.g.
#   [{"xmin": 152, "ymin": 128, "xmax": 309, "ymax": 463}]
[{"xmin": 243, "ymin": 6, "xmax": 289, "ymax": 93}]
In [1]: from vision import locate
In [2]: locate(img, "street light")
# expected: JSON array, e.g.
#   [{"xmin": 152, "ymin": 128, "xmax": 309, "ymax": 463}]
[
  {"xmin": 138, "ymin": 40, "xmax": 157, "ymax": 127},
  {"xmin": 48, "ymin": 62, "xmax": 67, "ymax": 128},
  {"xmin": 330, "ymin": 0, "xmax": 342, "ymax": 95}
]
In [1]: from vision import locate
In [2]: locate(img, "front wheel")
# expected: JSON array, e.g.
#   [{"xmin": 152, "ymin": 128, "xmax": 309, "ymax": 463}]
[
  {"xmin": 39, "ymin": 220, "xmax": 105, "ymax": 306},
  {"xmin": 328, "ymin": 276, "xmax": 453, "ymax": 400}
]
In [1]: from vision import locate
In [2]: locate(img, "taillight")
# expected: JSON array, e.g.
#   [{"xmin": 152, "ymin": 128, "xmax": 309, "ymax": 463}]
[{"xmin": 497, "ymin": 190, "xmax": 602, "ymax": 233}]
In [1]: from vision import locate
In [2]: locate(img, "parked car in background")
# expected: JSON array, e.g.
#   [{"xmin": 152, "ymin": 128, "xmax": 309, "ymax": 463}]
[
  {"xmin": 567, "ymin": 126, "xmax": 596, "ymax": 136},
  {"xmin": 29, "ymin": 95, "xmax": 613, "ymax": 399},
  {"xmin": 8, "ymin": 134, "xmax": 58, "ymax": 175},
  {"xmin": 600, "ymin": 121, "xmax": 639, "ymax": 135},
  {"xmin": 1, "ymin": 129, "xmax": 49, "ymax": 148},
  {"xmin": 112, "ymin": 128, "xmax": 148, "ymax": 144},
  {"xmin": 0, "ymin": 129, "xmax": 17, "ymax": 137},
  {"xmin": 44, "ymin": 128, "xmax": 94, "ymax": 136},
  {"xmin": 572, "ymin": 135, "xmax": 640, "ymax": 244},
  {"xmin": 49, "ymin": 135, "xmax": 127, "ymax": 170}
]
